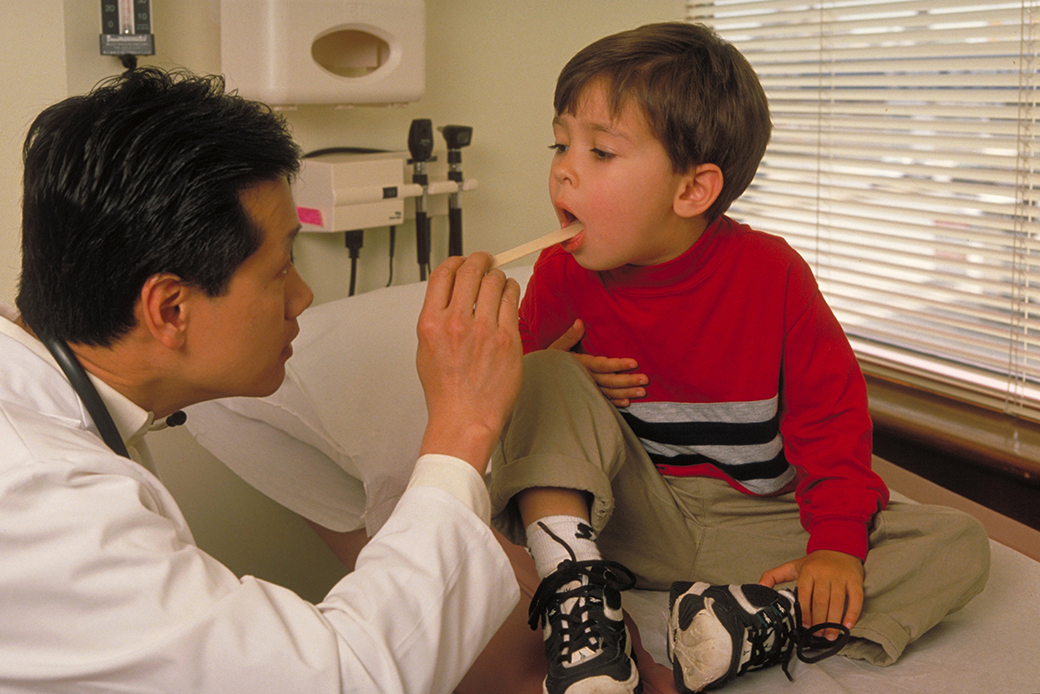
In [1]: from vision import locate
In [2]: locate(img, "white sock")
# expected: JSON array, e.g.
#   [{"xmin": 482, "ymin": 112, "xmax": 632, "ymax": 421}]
[
  {"xmin": 526, "ymin": 514, "xmax": 601, "ymax": 580},
  {"xmin": 527, "ymin": 516, "xmax": 606, "ymax": 663}
]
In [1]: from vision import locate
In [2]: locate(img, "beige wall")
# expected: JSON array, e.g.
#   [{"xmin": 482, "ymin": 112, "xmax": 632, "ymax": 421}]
[
  {"xmin": 289, "ymin": 0, "xmax": 685, "ymax": 303},
  {"xmin": 51, "ymin": 0, "xmax": 684, "ymax": 304},
  {"xmin": 0, "ymin": 0, "xmax": 683, "ymax": 599},
  {"xmin": 0, "ymin": 1, "xmax": 67, "ymax": 305}
]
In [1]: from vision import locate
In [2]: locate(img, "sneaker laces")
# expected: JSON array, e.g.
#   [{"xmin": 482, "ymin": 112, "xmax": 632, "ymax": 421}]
[
  {"xmin": 746, "ymin": 596, "xmax": 850, "ymax": 681},
  {"xmin": 528, "ymin": 559, "xmax": 637, "ymax": 664}
]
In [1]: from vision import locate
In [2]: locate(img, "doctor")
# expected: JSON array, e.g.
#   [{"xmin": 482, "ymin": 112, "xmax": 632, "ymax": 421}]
[{"xmin": 0, "ymin": 67, "xmax": 522, "ymax": 693}]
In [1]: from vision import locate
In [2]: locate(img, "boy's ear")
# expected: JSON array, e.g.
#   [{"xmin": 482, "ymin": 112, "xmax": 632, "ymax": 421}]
[
  {"xmin": 674, "ymin": 163, "xmax": 723, "ymax": 219},
  {"xmin": 137, "ymin": 273, "xmax": 191, "ymax": 350}
]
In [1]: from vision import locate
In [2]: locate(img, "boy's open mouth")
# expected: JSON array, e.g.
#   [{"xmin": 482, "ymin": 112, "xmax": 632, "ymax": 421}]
[{"xmin": 557, "ymin": 206, "xmax": 580, "ymax": 228}]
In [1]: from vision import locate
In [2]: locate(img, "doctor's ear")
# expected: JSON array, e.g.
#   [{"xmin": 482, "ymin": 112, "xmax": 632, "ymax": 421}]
[
  {"xmin": 137, "ymin": 273, "xmax": 190, "ymax": 349},
  {"xmin": 674, "ymin": 163, "xmax": 723, "ymax": 219}
]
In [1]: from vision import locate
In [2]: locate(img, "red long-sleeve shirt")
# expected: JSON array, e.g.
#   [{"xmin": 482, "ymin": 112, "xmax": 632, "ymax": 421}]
[{"xmin": 519, "ymin": 215, "xmax": 889, "ymax": 560}]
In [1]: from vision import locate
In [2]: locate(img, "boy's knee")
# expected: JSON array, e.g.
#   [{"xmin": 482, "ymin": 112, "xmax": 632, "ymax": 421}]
[
  {"xmin": 939, "ymin": 506, "xmax": 989, "ymax": 553},
  {"xmin": 520, "ymin": 350, "xmax": 599, "ymax": 402},
  {"xmin": 955, "ymin": 509, "xmax": 990, "ymax": 570},
  {"xmin": 524, "ymin": 349, "xmax": 585, "ymax": 380},
  {"xmin": 935, "ymin": 507, "xmax": 991, "ymax": 604}
]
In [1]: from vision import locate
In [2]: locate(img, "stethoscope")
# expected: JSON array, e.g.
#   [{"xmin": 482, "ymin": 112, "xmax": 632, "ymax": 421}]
[
  {"xmin": 41, "ymin": 335, "xmax": 184, "ymax": 471},
  {"xmin": 42, "ymin": 335, "xmax": 132, "ymax": 458}
]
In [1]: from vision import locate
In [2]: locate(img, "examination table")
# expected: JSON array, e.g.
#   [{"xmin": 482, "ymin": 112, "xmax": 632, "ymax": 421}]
[{"xmin": 187, "ymin": 266, "xmax": 1040, "ymax": 694}]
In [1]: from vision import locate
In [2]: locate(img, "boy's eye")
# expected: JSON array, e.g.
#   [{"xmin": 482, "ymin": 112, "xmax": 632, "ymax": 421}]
[
  {"xmin": 548, "ymin": 143, "xmax": 568, "ymax": 154},
  {"xmin": 591, "ymin": 148, "xmax": 615, "ymax": 161}
]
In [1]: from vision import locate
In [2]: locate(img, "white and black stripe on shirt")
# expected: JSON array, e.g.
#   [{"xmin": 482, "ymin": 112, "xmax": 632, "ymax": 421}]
[{"xmin": 619, "ymin": 396, "xmax": 796, "ymax": 495}]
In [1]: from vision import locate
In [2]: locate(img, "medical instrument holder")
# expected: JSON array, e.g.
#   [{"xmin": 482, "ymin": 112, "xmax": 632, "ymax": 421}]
[
  {"xmin": 408, "ymin": 119, "xmax": 435, "ymax": 280},
  {"xmin": 440, "ymin": 125, "xmax": 472, "ymax": 257}
]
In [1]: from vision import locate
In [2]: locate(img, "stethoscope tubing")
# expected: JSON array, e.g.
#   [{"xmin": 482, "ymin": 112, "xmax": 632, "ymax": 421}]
[{"xmin": 41, "ymin": 335, "xmax": 131, "ymax": 459}]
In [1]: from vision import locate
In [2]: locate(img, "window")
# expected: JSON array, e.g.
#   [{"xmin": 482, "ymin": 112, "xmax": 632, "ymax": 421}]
[{"xmin": 687, "ymin": 0, "xmax": 1040, "ymax": 421}]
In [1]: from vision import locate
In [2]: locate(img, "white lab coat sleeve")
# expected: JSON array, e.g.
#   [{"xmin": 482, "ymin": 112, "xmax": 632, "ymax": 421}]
[
  {"xmin": 0, "ymin": 456, "xmax": 517, "ymax": 694},
  {"xmin": 319, "ymin": 483, "xmax": 519, "ymax": 693}
]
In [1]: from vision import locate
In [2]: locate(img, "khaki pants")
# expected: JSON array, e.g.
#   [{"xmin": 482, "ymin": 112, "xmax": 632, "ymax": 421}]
[{"xmin": 490, "ymin": 350, "xmax": 991, "ymax": 666}]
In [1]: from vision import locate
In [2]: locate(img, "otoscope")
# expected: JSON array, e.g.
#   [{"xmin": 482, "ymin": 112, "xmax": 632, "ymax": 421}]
[
  {"xmin": 408, "ymin": 119, "xmax": 435, "ymax": 280},
  {"xmin": 440, "ymin": 125, "xmax": 472, "ymax": 257}
]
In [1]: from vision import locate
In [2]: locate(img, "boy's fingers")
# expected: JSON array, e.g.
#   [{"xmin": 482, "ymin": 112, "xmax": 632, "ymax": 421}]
[
  {"xmin": 758, "ymin": 561, "xmax": 798, "ymax": 588},
  {"xmin": 585, "ymin": 357, "xmax": 640, "ymax": 375},
  {"xmin": 796, "ymin": 572, "xmax": 817, "ymax": 630},
  {"xmin": 843, "ymin": 583, "xmax": 864, "ymax": 631},
  {"xmin": 825, "ymin": 585, "xmax": 846, "ymax": 639},
  {"xmin": 548, "ymin": 319, "xmax": 585, "ymax": 351}
]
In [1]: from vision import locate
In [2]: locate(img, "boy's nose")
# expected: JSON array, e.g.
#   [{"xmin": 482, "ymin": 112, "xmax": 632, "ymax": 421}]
[{"xmin": 551, "ymin": 155, "xmax": 577, "ymax": 187}]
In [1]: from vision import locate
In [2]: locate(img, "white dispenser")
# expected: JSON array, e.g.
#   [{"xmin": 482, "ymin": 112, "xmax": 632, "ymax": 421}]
[{"xmin": 220, "ymin": 0, "xmax": 425, "ymax": 107}]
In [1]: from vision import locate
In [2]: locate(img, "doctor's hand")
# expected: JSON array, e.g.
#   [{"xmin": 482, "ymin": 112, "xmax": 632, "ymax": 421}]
[
  {"xmin": 758, "ymin": 549, "xmax": 864, "ymax": 641},
  {"xmin": 549, "ymin": 318, "xmax": 648, "ymax": 407},
  {"xmin": 416, "ymin": 253, "xmax": 523, "ymax": 475}
]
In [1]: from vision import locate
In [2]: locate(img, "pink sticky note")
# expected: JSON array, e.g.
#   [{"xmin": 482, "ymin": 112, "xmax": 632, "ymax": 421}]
[{"xmin": 297, "ymin": 207, "xmax": 323, "ymax": 226}]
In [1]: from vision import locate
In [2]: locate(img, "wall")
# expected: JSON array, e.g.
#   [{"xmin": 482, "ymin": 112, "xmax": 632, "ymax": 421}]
[
  {"xmin": 56, "ymin": 0, "xmax": 685, "ymax": 304},
  {"xmin": 267, "ymin": 0, "xmax": 689, "ymax": 303},
  {"xmin": 0, "ymin": 1, "xmax": 68, "ymax": 305},
  {"xmin": 0, "ymin": 0, "xmax": 683, "ymax": 599}
]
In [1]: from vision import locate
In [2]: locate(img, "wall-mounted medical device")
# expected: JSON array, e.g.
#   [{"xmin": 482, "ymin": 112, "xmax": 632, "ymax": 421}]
[
  {"xmin": 294, "ymin": 151, "xmax": 410, "ymax": 232},
  {"xmin": 220, "ymin": 0, "xmax": 425, "ymax": 107},
  {"xmin": 99, "ymin": 0, "xmax": 155, "ymax": 57},
  {"xmin": 293, "ymin": 138, "xmax": 477, "ymax": 294},
  {"xmin": 293, "ymin": 150, "xmax": 477, "ymax": 234}
]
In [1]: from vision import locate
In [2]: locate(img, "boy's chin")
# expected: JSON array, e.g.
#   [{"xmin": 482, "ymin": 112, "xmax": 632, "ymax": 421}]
[{"xmin": 572, "ymin": 253, "xmax": 625, "ymax": 273}]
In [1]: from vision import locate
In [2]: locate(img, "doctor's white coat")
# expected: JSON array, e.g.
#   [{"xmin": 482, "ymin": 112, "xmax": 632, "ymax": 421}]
[{"xmin": 0, "ymin": 304, "xmax": 518, "ymax": 694}]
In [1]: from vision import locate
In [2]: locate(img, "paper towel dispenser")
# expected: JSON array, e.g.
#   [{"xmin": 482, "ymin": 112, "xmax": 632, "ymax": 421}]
[{"xmin": 220, "ymin": 0, "xmax": 425, "ymax": 107}]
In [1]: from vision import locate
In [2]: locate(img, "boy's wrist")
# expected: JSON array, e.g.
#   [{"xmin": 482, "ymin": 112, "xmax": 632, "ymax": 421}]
[{"xmin": 806, "ymin": 518, "xmax": 870, "ymax": 561}]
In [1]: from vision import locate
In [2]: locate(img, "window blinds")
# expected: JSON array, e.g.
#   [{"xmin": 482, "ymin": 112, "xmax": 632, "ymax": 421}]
[{"xmin": 686, "ymin": 0, "xmax": 1040, "ymax": 420}]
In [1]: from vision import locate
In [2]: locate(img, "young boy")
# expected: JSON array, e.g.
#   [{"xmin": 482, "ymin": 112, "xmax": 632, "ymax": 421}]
[{"xmin": 489, "ymin": 22, "xmax": 991, "ymax": 694}]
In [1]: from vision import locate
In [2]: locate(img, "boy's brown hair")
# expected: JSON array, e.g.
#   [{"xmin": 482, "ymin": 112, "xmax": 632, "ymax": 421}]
[{"xmin": 555, "ymin": 22, "xmax": 771, "ymax": 222}]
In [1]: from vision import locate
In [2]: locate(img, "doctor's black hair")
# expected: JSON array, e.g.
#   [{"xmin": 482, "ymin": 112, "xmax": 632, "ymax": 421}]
[
  {"xmin": 554, "ymin": 22, "xmax": 771, "ymax": 223},
  {"xmin": 16, "ymin": 67, "xmax": 303, "ymax": 346}
]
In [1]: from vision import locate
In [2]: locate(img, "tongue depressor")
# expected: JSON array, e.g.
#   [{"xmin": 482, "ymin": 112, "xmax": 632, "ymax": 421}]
[{"xmin": 491, "ymin": 222, "xmax": 584, "ymax": 269}]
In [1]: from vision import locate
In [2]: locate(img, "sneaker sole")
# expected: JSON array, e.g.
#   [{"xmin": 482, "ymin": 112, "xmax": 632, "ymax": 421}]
[
  {"xmin": 667, "ymin": 582, "xmax": 737, "ymax": 693},
  {"xmin": 544, "ymin": 666, "xmax": 641, "ymax": 694}
]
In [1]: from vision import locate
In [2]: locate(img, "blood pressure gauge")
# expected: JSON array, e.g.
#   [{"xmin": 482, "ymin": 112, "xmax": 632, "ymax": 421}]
[{"xmin": 100, "ymin": 0, "xmax": 155, "ymax": 57}]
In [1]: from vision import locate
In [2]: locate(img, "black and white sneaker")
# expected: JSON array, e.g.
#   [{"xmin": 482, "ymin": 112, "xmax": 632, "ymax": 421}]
[
  {"xmin": 667, "ymin": 582, "xmax": 849, "ymax": 693},
  {"xmin": 528, "ymin": 559, "xmax": 642, "ymax": 694}
]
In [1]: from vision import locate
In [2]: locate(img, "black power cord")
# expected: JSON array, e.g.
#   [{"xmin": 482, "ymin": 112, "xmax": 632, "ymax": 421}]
[
  {"xmin": 345, "ymin": 230, "xmax": 364, "ymax": 296},
  {"xmin": 386, "ymin": 226, "xmax": 396, "ymax": 287}
]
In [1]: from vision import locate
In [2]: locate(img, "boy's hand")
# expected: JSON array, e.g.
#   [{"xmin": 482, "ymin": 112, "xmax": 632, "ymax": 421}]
[
  {"xmin": 758, "ymin": 549, "xmax": 864, "ymax": 641},
  {"xmin": 548, "ymin": 318, "xmax": 648, "ymax": 407}
]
